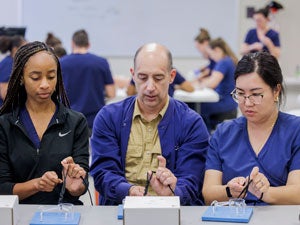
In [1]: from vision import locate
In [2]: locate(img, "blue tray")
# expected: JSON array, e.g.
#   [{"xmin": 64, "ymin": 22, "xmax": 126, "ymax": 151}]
[
  {"xmin": 30, "ymin": 211, "xmax": 81, "ymax": 225},
  {"xmin": 202, "ymin": 206, "xmax": 253, "ymax": 223}
]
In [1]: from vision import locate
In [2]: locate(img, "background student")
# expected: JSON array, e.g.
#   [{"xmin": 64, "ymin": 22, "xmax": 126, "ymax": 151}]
[
  {"xmin": 45, "ymin": 32, "xmax": 67, "ymax": 58},
  {"xmin": 60, "ymin": 29, "xmax": 115, "ymax": 132},
  {"xmin": 194, "ymin": 28, "xmax": 215, "ymax": 81},
  {"xmin": 198, "ymin": 37, "xmax": 238, "ymax": 132},
  {"xmin": 0, "ymin": 35, "xmax": 26, "ymax": 104},
  {"xmin": 240, "ymin": 7, "xmax": 280, "ymax": 59}
]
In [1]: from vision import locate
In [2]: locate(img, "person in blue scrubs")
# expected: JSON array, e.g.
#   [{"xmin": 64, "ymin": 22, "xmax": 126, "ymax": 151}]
[
  {"xmin": 199, "ymin": 38, "xmax": 238, "ymax": 132},
  {"xmin": 203, "ymin": 51, "xmax": 300, "ymax": 205},
  {"xmin": 60, "ymin": 29, "xmax": 115, "ymax": 132},
  {"xmin": 0, "ymin": 35, "xmax": 26, "ymax": 105},
  {"xmin": 194, "ymin": 28, "xmax": 215, "ymax": 80},
  {"xmin": 240, "ymin": 7, "xmax": 280, "ymax": 59}
]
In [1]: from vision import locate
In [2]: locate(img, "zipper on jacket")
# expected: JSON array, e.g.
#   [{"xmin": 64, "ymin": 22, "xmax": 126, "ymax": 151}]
[{"xmin": 37, "ymin": 148, "xmax": 40, "ymax": 155}]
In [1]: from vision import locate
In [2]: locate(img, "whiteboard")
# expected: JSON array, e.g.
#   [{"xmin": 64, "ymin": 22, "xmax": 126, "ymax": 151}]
[{"xmin": 22, "ymin": 0, "xmax": 239, "ymax": 57}]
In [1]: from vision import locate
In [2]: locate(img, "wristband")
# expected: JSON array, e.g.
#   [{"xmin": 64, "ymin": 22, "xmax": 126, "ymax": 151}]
[{"xmin": 226, "ymin": 186, "xmax": 232, "ymax": 198}]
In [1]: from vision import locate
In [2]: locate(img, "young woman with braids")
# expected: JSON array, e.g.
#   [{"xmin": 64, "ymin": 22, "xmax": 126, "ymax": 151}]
[{"xmin": 0, "ymin": 41, "xmax": 90, "ymax": 204}]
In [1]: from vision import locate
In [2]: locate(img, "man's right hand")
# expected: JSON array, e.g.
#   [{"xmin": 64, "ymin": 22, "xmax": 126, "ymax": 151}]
[{"xmin": 128, "ymin": 185, "xmax": 145, "ymax": 196}]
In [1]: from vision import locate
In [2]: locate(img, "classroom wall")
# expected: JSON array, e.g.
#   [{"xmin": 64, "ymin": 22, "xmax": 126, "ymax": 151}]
[
  {"xmin": 0, "ymin": 0, "xmax": 293, "ymax": 76},
  {"xmin": 21, "ymin": 0, "xmax": 240, "ymax": 58},
  {"xmin": 0, "ymin": 0, "xmax": 21, "ymax": 26},
  {"xmin": 0, "ymin": 0, "xmax": 299, "ymax": 111}
]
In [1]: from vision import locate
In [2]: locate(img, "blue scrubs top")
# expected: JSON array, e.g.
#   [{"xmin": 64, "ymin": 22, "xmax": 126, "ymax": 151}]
[
  {"xmin": 206, "ymin": 112, "xmax": 300, "ymax": 204},
  {"xmin": 0, "ymin": 55, "xmax": 13, "ymax": 106},
  {"xmin": 244, "ymin": 28, "xmax": 280, "ymax": 53},
  {"xmin": 207, "ymin": 58, "xmax": 216, "ymax": 72},
  {"xmin": 201, "ymin": 56, "xmax": 237, "ymax": 116},
  {"xmin": 60, "ymin": 53, "xmax": 114, "ymax": 129}
]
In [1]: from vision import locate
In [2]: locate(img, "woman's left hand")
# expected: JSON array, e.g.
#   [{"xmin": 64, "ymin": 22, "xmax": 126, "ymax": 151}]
[
  {"xmin": 61, "ymin": 156, "xmax": 87, "ymax": 195},
  {"xmin": 248, "ymin": 166, "xmax": 270, "ymax": 199}
]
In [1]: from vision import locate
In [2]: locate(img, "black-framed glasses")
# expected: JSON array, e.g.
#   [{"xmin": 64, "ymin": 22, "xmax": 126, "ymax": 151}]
[
  {"xmin": 58, "ymin": 168, "xmax": 68, "ymax": 204},
  {"xmin": 58, "ymin": 167, "xmax": 93, "ymax": 205},
  {"xmin": 237, "ymin": 176, "xmax": 263, "ymax": 206},
  {"xmin": 231, "ymin": 89, "xmax": 264, "ymax": 105},
  {"xmin": 144, "ymin": 171, "xmax": 154, "ymax": 196},
  {"xmin": 237, "ymin": 176, "xmax": 252, "ymax": 199},
  {"xmin": 143, "ymin": 171, "xmax": 175, "ymax": 196}
]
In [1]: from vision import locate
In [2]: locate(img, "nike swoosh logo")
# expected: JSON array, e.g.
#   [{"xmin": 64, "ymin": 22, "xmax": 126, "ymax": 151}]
[{"xmin": 58, "ymin": 130, "xmax": 72, "ymax": 137}]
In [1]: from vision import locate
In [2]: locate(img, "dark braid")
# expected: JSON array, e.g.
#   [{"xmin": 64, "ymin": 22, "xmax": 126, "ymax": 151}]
[{"xmin": 0, "ymin": 41, "xmax": 70, "ymax": 115}]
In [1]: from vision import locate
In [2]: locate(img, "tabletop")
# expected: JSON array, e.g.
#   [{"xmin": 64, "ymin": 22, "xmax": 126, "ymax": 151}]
[
  {"xmin": 17, "ymin": 205, "xmax": 300, "ymax": 225},
  {"xmin": 173, "ymin": 88, "xmax": 219, "ymax": 103}
]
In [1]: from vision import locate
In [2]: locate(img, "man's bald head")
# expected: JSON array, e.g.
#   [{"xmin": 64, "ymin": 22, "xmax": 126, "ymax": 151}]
[{"xmin": 133, "ymin": 43, "xmax": 173, "ymax": 71}]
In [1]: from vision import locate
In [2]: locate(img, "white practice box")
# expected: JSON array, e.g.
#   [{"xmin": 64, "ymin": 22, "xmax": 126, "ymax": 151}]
[
  {"xmin": 123, "ymin": 196, "xmax": 180, "ymax": 225},
  {"xmin": 0, "ymin": 195, "xmax": 19, "ymax": 225}
]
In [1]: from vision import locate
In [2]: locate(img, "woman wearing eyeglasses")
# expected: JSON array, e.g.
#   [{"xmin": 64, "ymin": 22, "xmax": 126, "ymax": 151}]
[{"xmin": 202, "ymin": 51, "xmax": 300, "ymax": 205}]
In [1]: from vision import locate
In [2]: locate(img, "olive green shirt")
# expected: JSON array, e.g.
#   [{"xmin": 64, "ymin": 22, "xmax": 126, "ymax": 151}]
[{"xmin": 125, "ymin": 97, "xmax": 169, "ymax": 195}]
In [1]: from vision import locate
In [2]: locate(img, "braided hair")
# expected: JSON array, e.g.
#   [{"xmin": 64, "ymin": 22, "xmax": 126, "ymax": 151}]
[{"xmin": 0, "ymin": 41, "xmax": 70, "ymax": 115}]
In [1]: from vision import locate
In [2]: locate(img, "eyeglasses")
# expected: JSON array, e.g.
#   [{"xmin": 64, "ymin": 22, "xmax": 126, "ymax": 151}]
[
  {"xmin": 237, "ymin": 176, "xmax": 263, "ymax": 206},
  {"xmin": 58, "ymin": 167, "xmax": 93, "ymax": 205},
  {"xmin": 231, "ymin": 89, "xmax": 264, "ymax": 105},
  {"xmin": 58, "ymin": 168, "xmax": 68, "ymax": 204},
  {"xmin": 237, "ymin": 176, "xmax": 252, "ymax": 199},
  {"xmin": 143, "ymin": 171, "xmax": 175, "ymax": 196},
  {"xmin": 143, "ymin": 171, "xmax": 154, "ymax": 196}
]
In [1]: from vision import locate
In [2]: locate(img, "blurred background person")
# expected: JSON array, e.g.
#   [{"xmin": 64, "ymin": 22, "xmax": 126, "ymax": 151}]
[
  {"xmin": 240, "ymin": 6, "xmax": 280, "ymax": 59},
  {"xmin": 45, "ymin": 32, "xmax": 67, "ymax": 58},
  {"xmin": 0, "ymin": 35, "xmax": 26, "ymax": 105},
  {"xmin": 198, "ymin": 37, "xmax": 238, "ymax": 132},
  {"xmin": 60, "ymin": 29, "xmax": 115, "ymax": 133},
  {"xmin": 194, "ymin": 28, "xmax": 216, "ymax": 81}
]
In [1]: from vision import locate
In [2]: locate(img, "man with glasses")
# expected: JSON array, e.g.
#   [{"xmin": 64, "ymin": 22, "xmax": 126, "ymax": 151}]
[
  {"xmin": 90, "ymin": 43, "xmax": 209, "ymax": 205},
  {"xmin": 202, "ymin": 51, "xmax": 300, "ymax": 205}
]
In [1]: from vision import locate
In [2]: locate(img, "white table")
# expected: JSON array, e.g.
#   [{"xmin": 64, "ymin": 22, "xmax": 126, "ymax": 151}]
[
  {"xmin": 106, "ymin": 88, "xmax": 219, "ymax": 113},
  {"xmin": 17, "ymin": 205, "xmax": 300, "ymax": 225},
  {"xmin": 173, "ymin": 88, "xmax": 219, "ymax": 103},
  {"xmin": 173, "ymin": 88, "xmax": 219, "ymax": 113},
  {"xmin": 105, "ymin": 88, "xmax": 128, "ymax": 105}
]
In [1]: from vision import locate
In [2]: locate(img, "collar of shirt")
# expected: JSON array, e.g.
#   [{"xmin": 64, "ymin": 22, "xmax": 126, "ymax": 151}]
[{"xmin": 132, "ymin": 96, "xmax": 170, "ymax": 121}]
